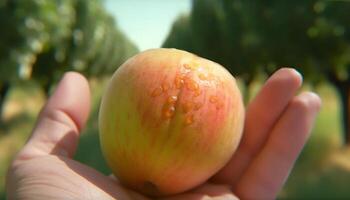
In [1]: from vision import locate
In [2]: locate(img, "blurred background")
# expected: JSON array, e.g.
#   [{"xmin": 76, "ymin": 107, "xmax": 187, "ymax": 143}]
[{"xmin": 0, "ymin": 0, "xmax": 349, "ymax": 199}]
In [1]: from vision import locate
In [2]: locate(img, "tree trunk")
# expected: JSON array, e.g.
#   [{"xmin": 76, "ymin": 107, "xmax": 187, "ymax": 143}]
[
  {"xmin": 243, "ymin": 77, "xmax": 254, "ymax": 104},
  {"xmin": 337, "ymin": 83, "xmax": 350, "ymax": 145},
  {"xmin": 326, "ymin": 69, "xmax": 350, "ymax": 146},
  {"xmin": 0, "ymin": 81, "xmax": 11, "ymax": 123},
  {"xmin": 42, "ymin": 75, "xmax": 55, "ymax": 98}
]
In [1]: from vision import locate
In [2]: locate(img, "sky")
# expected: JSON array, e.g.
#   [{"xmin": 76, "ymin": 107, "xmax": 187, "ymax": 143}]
[{"xmin": 104, "ymin": 0, "xmax": 191, "ymax": 51}]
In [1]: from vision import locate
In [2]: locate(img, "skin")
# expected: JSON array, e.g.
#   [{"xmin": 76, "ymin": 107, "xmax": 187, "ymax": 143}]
[
  {"xmin": 6, "ymin": 68, "xmax": 321, "ymax": 200},
  {"xmin": 99, "ymin": 49, "xmax": 245, "ymax": 196}
]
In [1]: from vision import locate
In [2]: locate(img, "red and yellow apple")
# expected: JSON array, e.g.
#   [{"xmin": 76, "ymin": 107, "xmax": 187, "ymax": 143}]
[{"xmin": 99, "ymin": 48, "xmax": 245, "ymax": 196}]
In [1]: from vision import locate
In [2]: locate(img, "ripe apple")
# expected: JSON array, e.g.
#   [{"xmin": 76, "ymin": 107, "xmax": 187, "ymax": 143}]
[{"xmin": 99, "ymin": 48, "xmax": 245, "ymax": 197}]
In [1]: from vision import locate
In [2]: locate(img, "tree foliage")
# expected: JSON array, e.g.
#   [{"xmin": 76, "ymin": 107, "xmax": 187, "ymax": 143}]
[
  {"xmin": 0, "ymin": 0, "xmax": 138, "ymax": 89},
  {"xmin": 0, "ymin": 0, "xmax": 138, "ymax": 119},
  {"xmin": 163, "ymin": 0, "xmax": 350, "ymax": 143}
]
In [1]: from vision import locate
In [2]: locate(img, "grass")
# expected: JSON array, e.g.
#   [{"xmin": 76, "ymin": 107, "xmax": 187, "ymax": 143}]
[
  {"xmin": 279, "ymin": 84, "xmax": 345, "ymax": 199},
  {"xmin": 0, "ymin": 81, "xmax": 44, "ymax": 200},
  {"xmin": 0, "ymin": 78, "xmax": 346, "ymax": 199}
]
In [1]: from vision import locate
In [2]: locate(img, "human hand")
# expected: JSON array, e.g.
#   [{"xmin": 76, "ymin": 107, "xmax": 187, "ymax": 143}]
[{"xmin": 6, "ymin": 68, "xmax": 321, "ymax": 200}]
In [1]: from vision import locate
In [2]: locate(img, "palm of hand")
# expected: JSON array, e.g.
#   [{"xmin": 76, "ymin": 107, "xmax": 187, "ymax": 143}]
[
  {"xmin": 9, "ymin": 155, "xmax": 236, "ymax": 200},
  {"xmin": 6, "ymin": 69, "xmax": 320, "ymax": 200}
]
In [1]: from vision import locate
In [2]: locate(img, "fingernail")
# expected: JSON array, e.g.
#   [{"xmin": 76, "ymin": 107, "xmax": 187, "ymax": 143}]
[
  {"xmin": 292, "ymin": 68, "xmax": 303, "ymax": 81},
  {"xmin": 308, "ymin": 92, "xmax": 322, "ymax": 112},
  {"xmin": 277, "ymin": 68, "xmax": 303, "ymax": 88}
]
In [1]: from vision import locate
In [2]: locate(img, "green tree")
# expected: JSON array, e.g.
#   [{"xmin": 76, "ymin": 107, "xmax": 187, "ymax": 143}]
[
  {"xmin": 162, "ymin": 15, "xmax": 193, "ymax": 53},
  {"xmin": 0, "ymin": 0, "xmax": 138, "ymax": 119},
  {"xmin": 0, "ymin": 0, "xmax": 75, "ymax": 116},
  {"xmin": 238, "ymin": 0, "xmax": 350, "ymax": 143},
  {"xmin": 163, "ymin": 0, "xmax": 350, "ymax": 145},
  {"xmin": 307, "ymin": 1, "xmax": 350, "ymax": 144}
]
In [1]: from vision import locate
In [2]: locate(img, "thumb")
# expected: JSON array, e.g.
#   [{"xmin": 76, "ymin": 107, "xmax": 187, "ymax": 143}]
[{"xmin": 18, "ymin": 72, "xmax": 90, "ymax": 159}]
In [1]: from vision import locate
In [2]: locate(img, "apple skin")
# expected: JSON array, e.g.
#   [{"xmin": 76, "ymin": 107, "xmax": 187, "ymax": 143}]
[{"xmin": 99, "ymin": 48, "xmax": 245, "ymax": 197}]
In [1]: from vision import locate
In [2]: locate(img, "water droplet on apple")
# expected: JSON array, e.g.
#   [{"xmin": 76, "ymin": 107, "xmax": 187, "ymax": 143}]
[
  {"xmin": 163, "ymin": 106, "xmax": 175, "ymax": 118},
  {"xmin": 185, "ymin": 114, "xmax": 194, "ymax": 125},
  {"xmin": 185, "ymin": 79, "xmax": 199, "ymax": 91},
  {"xmin": 209, "ymin": 95, "xmax": 218, "ymax": 103},
  {"xmin": 194, "ymin": 89, "xmax": 202, "ymax": 97},
  {"xmin": 194, "ymin": 102, "xmax": 202, "ymax": 110},
  {"xmin": 183, "ymin": 63, "xmax": 191, "ymax": 69},
  {"xmin": 162, "ymin": 82, "xmax": 170, "ymax": 92},
  {"xmin": 151, "ymin": 87, "xmax": 163, "ymax": 97},
  {"xmin": 175, "ymin": 75, "xmax": 184, "ymax": 89},
  {"xmin": 167, "ymin": 95, "xmax": 178, "ymax": 104},
  {"xmin": 182, "ymin": 102, "xmax": 193, "ymax": 113}
]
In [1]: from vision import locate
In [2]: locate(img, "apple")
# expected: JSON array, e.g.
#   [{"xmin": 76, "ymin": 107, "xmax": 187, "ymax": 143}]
[{"xmin": 99, "ymin": 48, "xmax": 245, "ymax": 197}]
